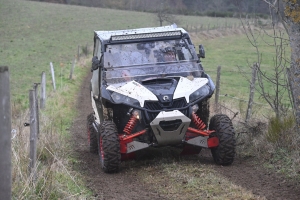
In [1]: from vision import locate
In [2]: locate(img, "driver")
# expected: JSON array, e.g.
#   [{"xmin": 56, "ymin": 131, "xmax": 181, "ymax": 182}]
[{"xmin": 162, "ymin": 47, "xmax": 176, "ymax": 62}]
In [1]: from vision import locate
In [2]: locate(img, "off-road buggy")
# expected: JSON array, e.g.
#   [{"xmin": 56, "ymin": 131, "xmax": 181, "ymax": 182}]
[{"xmin": 87, "ymin": 24, "xmax": 236, "ymax": 173}]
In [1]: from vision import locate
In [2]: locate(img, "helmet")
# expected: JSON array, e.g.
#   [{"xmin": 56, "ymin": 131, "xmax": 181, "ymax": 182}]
[{"xmin": 160, "ymin": 46, "xmax": 175, "ymax": 53}]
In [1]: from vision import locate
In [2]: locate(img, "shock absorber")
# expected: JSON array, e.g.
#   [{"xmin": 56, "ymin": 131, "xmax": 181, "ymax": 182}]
[
  {"xmin": 192, "ymin": 112, "xmax": 206, "ymax": 130},
  {"xmin": 123, "ymin": 115, "xmax": 138, "ymax": 135}
]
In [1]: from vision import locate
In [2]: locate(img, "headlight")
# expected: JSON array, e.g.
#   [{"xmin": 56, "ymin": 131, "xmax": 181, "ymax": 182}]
[
  {"xmin": 192, "ymin": 104, "xmax": 199, "ymax": 112},
  {"xmin": 189, "ymin": 85, "xmax": 209, "ymax": 103},
  {"xmin": 111, "ymin": 92, "xmax": 140, "ymax": 106},
  {"xmin": 132, "ymin": 109, "xmax": 142, "ymax": 120}
]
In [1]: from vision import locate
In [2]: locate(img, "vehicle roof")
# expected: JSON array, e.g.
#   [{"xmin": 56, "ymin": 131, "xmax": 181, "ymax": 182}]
[{"xmin": 94, "ymin": 24, "xmax": 188, "ymax": 41}]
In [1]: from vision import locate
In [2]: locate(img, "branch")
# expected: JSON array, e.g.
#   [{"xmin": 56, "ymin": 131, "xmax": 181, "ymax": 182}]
[{"xmin": 262, "ymin": 0, "xmax": 290, "ymax": 36}]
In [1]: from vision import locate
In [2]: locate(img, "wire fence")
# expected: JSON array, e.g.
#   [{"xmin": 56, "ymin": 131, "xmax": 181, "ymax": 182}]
[{"xmin": 209, "ymin": 65, "xmax": 292, "ymax": 125}]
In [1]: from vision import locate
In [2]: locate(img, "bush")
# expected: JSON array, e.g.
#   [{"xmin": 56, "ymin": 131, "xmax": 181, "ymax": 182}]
[
  {"xmin": 205, "ymin": 11, "xmax": 233, "ymax": 18},
  {"xmin": 266, "ymin": 115, "xmax": 295, "ymax": 149}
]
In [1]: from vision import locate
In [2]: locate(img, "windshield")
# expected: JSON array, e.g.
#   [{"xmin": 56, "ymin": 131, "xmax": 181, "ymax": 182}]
[
  {"xmin": 104, "ymin": 62, "xmax": 203, "ymax": 85},
  {"xmin": 104, "ymin": 39, "xmax": 195, "ymax": 68}
]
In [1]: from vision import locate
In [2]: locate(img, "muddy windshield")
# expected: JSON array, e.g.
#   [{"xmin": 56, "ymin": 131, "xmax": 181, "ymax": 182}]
[
  {"xmin": 103, "ymin": 38, "xmax": 202, "ymax": 86},
  {"xmin": 104, "ymin": 62, "xmax": 203, "ymax": 85},
  {"xmin": 104, "ymin": 39, "xmax": 195, "ymax": 67}
]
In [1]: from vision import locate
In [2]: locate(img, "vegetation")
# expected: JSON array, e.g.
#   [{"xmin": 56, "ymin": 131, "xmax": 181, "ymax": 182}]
[
  {"xmin": 1, "ymin": 0, "xmax": 299, "ymax": 198},
  {"xmin": 33, "ymin": 0, "xmax": 270, "ymax": 18}
]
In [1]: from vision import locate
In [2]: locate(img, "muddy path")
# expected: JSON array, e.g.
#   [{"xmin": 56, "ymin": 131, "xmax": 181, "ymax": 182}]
[{"xmin": 71, "ymin": 70, "xmax": 300, "ymax": 200}]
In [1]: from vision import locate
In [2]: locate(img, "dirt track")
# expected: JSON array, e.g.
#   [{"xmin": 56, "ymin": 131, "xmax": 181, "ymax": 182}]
[{"xmin": 71, "ymin": 70, "xmax": 300, "ymax": 200}]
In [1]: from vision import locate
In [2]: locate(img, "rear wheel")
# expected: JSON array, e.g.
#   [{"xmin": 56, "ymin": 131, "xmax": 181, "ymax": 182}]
[
  {"xmin": 87, "ymin": 113, "xmax": 98, "ymax": 154},
  {"xmin": 99, "ymin": 121, "xmax": 121, "ymax": 173},
  {"xmin": 209, "ymin": 114, "xmax": 236, "ymax": 165}
]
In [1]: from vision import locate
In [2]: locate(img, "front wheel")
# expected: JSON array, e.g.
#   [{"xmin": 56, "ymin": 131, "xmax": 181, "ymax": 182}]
[
  {"xmin": 99, "ymin": 121, "xmax": 121, "ymax": 173},
  {"xmin": 209, "ymin": 114, "xmax": 236, "ymax": 165}
]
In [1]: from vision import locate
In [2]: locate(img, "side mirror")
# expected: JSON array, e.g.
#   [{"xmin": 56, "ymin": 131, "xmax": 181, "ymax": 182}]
[
  {"xmin": 91, "ymin": 56, "xmax": 100, "ymax": 71},
  {"xmin": 198, "ymin": 44, "xmax": 205, "ymax": 59}
]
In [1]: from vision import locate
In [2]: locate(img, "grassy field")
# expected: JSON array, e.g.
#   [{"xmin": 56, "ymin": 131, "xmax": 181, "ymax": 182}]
[
  {"xmin": 1, "ymin": 0, "xmax": 282, "ymax": 106},
  {"xmin": 1, "ymin": 0, "xmax": 290, "ymax": 117},
  {"xmin": 1, "ymin": 0, "xmax": 295, "ymax": 199}
]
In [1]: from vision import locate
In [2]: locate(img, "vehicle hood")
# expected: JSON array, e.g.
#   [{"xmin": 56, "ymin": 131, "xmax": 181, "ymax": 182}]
[{"xmin": 106, "ymin": 76, "xmax": 210, "ymax": 107}]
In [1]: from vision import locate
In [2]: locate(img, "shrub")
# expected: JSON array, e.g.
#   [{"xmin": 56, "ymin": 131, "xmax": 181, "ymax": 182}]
[{"xmin": 266, "ymin": 115, "xmax": 295, "ymax": 149}]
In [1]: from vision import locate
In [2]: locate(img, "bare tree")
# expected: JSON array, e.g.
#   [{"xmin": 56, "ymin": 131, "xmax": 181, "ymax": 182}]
[
  {"xmin": 156, "ymin": 2, "xmax": 178, "ymax": 26},
  {"xmin": 262, "ymin": 0, "xmax": 300, "ymax": 129},
  {"xmin": 157, "ymin": 8, "xmax": 177, "ymax": 26},
  {"xmin": 240, "ymin": 17, "xmax": 291, "ymax": 120}
]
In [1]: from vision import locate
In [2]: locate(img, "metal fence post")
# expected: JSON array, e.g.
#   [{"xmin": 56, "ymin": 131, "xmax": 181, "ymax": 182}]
[
  {"xmin": 0, "ymin": 66, "xmax": 12, "ymax": 200},
  {"xmin": 50, "ymin": 62, "xmax": 56, "ymax": 91},
  {"xmin": 77, "ymin": 45, "xmax": 80, "ymax": 61}
]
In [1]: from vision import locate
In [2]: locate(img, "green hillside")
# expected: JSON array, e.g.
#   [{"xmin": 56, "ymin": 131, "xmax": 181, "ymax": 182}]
[
  {"xmin": 0, "ymin": 0, "xmax": 239, "ymax": 106},
  {"xmin": 0, "ymin": 0, "xmax": 289, "ymax": 110}
]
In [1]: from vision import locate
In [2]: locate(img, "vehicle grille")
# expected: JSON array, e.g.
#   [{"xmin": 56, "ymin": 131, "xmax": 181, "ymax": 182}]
[
  {"xmin": 159, "ymin": 119, "xmax": 182, "ymax": 131},
  {"xmin": 144, "ymin": 98, "xmax": 187, "ymax": 110},
  {"xmin": 144, "ymin": 98, "xmax": 189, "ymax": 123}
]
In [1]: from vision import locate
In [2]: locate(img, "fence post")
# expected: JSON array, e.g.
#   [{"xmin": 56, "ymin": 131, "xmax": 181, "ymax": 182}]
[
  {"xmin": 77, "ymin": 45, "xmax": 80, "ymax": 61},
  {"xmin": 33, "ymin": 83, "xmax": 40, "ymax": 138},
  {"xmin": 50, "ymin": 62, "xmax": 56, "ymax": 91},
  {"xmin": 29, "ymin": 89, "xmax": 38, "ymax": 181},
  {"xmin": 69, "ymin": 58, "xmax": 76, "ymax": 80},
  {"xmin": 40, "ymin": 71, "xmax": 46, "ymax": 109},
  {"xmin": 245, "ymin": 63, "xmax": 258, "ymax": 122},
  {"xmin": 0, "ymin": 66, "xmax": 12, "ymax": 200},
  {"xmin": 215, "ymin": 66, "xmax": 221, "ymax": 111},
  {"xmin": 286, "ymin": 68, "xmax": 296, "ymax": 116}
]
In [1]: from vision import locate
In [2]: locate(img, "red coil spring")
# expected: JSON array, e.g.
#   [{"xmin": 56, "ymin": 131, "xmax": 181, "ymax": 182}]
[
  {"xmin": 192, "ymin": 112, "xmax": 206, "ymax": 130},
  {"xmin": 123, "ymin": 116, "xmax": 138, "ymax": 135}
]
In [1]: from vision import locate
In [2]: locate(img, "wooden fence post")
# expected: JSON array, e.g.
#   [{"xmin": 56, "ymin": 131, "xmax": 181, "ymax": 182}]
[
  {"xmin": 40, "ymin": 71, "xmax": 46, "ymax": 109},
  {"xmin": 69, "ymin": 58, "xmax": 76, "ymax": 80},
  {"xmin": 215, "ymin": 66, "xmax": 221, "ymax": 111},
  {"xmin": 29, "ymin": 89, "xmax": 38, "ymax": 181},
  {"xmin": 0, "ymin": 66, "xmax": 12, "ymax": 200},
  {"xmin": 33, "ymin": 83, "xmax": 40, "ymax": 138},
  {"xmin": 246, "ymin": 63, "xmax": 258, "ymax": 122},
  {"xmin": 50, "ymin": 62, "xmax": 56, "ymax": 91},
  {"xmin": 286, "ymin": 68, "xmax": 296, "ymax": 116}
]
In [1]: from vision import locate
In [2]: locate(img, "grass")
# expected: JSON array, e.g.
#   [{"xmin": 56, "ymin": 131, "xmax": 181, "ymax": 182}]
[
  {"xmin": 194, "ymin": 29, "xmax": 290, "ymax": 101},
  {"xmin": 128, "ymin": 150, "xmax": 264, "ymax": 200},
  {"xmin": 10, "ymin": 60, "xmax": 92, "ymax": 199},
  {"xmin": 0, "ymin": 0, "xmax": 289, "ymax": 109},
  {"xmin": 1, "ymin": 0, "xmax": 297, "ymax": 199}
]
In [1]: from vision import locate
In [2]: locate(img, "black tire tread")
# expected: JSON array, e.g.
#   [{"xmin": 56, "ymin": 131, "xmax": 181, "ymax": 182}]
[
  {"xmin": 99, "ymin": 121, "xmax": 121, "ymax": 173},
  {"xmin": 209, "ymin": 114, "xmax": 236, "ymax": 165}
]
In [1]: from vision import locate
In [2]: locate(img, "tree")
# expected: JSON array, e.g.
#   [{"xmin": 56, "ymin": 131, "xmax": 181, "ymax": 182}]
[
  {"xmin": 156, "ymin": 2, "xmax": 179, "ymax": 27},
  {"xmin": 157, "ymin": 8, "xmax": 174, "ymax": 26},
  {"xmin": 240, "ymin": 18, "xmax": 291, "ymax": 121},
  {"xmin": 262, "ymin": 0, "xmax": 300, "ymax": 129}
]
